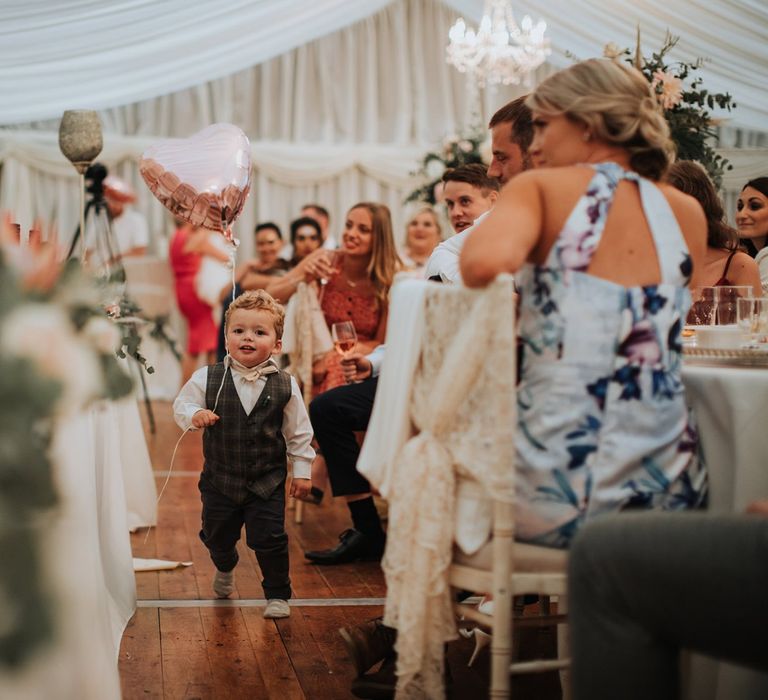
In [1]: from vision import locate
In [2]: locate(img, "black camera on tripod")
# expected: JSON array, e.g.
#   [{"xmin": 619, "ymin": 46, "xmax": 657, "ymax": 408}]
[{"xmin": 85, "ymin": 162, "xmax": 109, "ymax": 210}]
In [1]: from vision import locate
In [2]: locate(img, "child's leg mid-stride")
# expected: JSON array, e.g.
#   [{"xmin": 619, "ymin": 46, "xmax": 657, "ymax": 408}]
[
  {"xmin": 199, "ymin": 475, "xmax": 244, "ymax": 597},
  {"xmin": 243, "ymin": 481, "xmax": 291, "ymax": 616}
]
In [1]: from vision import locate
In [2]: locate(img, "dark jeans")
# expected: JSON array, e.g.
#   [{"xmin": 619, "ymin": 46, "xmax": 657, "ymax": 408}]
[
  {"xmin": 309, "ymin": 376, "xmax": 378, "ymax": 497},
  {"xmin": 199, "ymin": 474, "xmax": 291, "ymax": 599},
  {"xmin": 569, "ymin": 513, "xmax": 768, "ymax": 700}
]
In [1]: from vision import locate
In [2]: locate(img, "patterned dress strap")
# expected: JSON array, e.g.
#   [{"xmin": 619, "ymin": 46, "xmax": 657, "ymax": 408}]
[
  {"xmin": 551, "ymin": 162, "xmax": 625, "ymax": 273},
  {"xmin": 636, "ymin": 177, "xmax": 692, "ymax": 285}
]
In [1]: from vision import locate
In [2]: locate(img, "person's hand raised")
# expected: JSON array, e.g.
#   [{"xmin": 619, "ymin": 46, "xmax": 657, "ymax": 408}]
[{"xmin": 298, "ymin": 249, "xmax": 336, "ymax": 283}]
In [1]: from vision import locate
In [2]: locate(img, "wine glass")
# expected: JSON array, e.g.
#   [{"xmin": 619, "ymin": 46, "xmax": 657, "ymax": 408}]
[
  {"xmin": 737, "ymin": 297, "xmax": 768, "ymax": 346},
  {"xmin": 331, "ymin": 321, "xmax": 357, "ymax": 359}
]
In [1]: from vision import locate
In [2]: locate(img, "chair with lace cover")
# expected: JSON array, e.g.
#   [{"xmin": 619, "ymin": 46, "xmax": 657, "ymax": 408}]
[
  {"xmin": 281, "ymin": 281, "xmax": 333, "ymax": 523},
  {"xmin": 358, "ymin": 275, "xmax": 569, "ymax": 698}
]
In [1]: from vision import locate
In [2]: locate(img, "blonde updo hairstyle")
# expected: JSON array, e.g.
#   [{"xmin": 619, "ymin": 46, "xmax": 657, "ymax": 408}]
[{"xmin": 527, "ymin": 58, "xmax": 675, "ymax": 181}]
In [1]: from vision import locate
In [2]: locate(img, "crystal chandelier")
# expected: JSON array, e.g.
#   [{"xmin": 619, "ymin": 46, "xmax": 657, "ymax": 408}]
[{"xmin": 446, "ymin": 0, "xmax": 550, "ymax": 88}]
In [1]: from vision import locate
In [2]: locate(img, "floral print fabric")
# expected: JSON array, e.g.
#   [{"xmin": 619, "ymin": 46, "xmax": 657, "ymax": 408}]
[{"xmin": 514, "ymin": 163, "xmax": 706, "ymax": 548}]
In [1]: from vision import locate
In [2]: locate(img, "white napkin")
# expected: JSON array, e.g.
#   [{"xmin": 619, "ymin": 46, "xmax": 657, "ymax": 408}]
[{"xmin": 133, "ymin": 558, "xmax": 193, "ymax": 572}]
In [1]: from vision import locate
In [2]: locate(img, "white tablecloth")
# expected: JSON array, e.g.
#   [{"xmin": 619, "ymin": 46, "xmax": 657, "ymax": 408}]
[
  {"xmin": 0, "ymin": 403, "xmax": 136, "ymax": 700},
  {"xmin": 681, "ymin": 362, "xmax": 768, "ymax": 700},
  {"xmin": 113, "ymin": 397, "xmax": 158, "ymax": 531}
]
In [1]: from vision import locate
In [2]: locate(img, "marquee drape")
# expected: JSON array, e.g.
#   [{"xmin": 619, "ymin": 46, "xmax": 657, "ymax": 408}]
[{"xmin": 1, "ymin": 0, "xmax": 766, "ymax": 259}]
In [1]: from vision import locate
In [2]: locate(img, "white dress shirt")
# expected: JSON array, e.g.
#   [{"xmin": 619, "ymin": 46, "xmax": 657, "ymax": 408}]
[
  {"xmin": 423, "ymin": 212, "xmax": 489, "ymax": 284},
  {"xmin": 367, "ymin": 344, "xmax": 386, "ymax": 377},
  {"xmin": 173, "ymin": 359, "xmax": 315, "ymax": 479}
]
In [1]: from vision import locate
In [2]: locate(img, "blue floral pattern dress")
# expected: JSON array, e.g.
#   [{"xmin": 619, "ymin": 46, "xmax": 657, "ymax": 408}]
[{"xmin": 514, "ymin": 163, "xmax": 706, "ymax": 548}]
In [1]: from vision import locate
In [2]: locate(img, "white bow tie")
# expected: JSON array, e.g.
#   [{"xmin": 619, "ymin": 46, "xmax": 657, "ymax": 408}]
[{"xmin": 228, "ymin": 357, "xmax": 278, "ymax": 383}]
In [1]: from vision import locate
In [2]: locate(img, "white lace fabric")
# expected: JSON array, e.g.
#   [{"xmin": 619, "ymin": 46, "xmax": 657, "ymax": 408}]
[
  {"xmin": 282, "ymin": 281, "xmax": 332, "ymax": 405},
  {"xmin": 375, "ymin": 276, "xmax": 516, "ymax": 698}
]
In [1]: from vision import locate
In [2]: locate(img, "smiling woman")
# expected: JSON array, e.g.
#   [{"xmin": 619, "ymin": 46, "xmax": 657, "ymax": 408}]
[
  {"xmin": 736, "ymin": 178, "xmax": 768, "ymax": 294},
  {"xmin": 312, "ymin": 202, "xmax": 400, "ymax": 397}
]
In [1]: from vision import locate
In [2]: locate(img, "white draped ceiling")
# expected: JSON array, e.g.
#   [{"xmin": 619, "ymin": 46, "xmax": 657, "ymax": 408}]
[{"xmin": 1, "ymin": 0, "xmax": 766, "ymax": 256}]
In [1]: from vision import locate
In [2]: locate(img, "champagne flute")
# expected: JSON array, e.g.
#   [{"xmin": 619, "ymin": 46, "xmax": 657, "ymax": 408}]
[
  {"xmin": 331, "ymin": 321, "xmax": 357, "ymax": 359},
  {"xmin": 319, "ymin": 250, "xmax": 339, "ymax": 286},
  {"xmin": 737, "ymin": 297, "xmax": 768, "ymax": 346}
]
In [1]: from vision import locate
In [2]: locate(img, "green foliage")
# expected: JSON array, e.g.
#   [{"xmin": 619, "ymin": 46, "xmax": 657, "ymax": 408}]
[
  {"xmin": 623, "ymin": 34, "xmax": 735, "ymax": 187},
  {"xmin": 0, "ymin": 279, "xmax": 60, "ymax": 667},
  {"xmin": 406, "ymin": 131, "xmax": 487, "ymax": 204},
  {"xmin": 0, "ymin": 251, "xmax": 134, "ymax": 667}
]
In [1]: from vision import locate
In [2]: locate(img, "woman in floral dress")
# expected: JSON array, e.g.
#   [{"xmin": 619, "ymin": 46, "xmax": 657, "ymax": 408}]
[{"xmin": 461, "ymin": 58, "xmax": 708, "ymax": 547}]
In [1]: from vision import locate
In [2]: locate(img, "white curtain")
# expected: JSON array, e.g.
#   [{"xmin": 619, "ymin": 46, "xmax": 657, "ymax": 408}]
[
  {"xmin": 0, "ymin": 0, "xmax": 393, "ymax": 125},
  {"xmin": 1, "ymin": 0, "xmax": 766, "ymax": 258},
  {"xmin": 445, "ymin": 0, "xmax": 768, "ymax": 132},
  {"xmin": 0, "ymin": 0, "xmax": 534, "ymax": 258}
]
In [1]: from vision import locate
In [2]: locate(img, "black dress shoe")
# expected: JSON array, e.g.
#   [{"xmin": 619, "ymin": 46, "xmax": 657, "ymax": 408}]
[
  {"xmin": 304, "ymin": 528, "xmax": 385, "ymax": 565},
  {"xmin": 350, "ymin": 655, "xmax": 396, "ymax": 700},
  {"xmin": 339, "ymin": 618, "xmax": 397, "ymax": 675},
  {"xmin": 350, "ymin": 655, "xmax": 452, "ymax": 699}
]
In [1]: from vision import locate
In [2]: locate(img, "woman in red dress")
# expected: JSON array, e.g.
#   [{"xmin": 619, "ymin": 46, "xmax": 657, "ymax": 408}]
[
  {"xmin": 169, "ymin": 223, "xmax": 230, "ymax": 383},
  {"xmin": 312, "ymin": 202, "xmax": 400, "ymax": 395},
  {"xmin": 303, "ymin": 203, "xmax": 400, "ymax": 503}
]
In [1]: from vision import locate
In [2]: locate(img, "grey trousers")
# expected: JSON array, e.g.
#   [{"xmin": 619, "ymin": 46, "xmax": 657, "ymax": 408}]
[{"xmin": 568, "ymin": 512, "xmax": 768, "ymax": 700}]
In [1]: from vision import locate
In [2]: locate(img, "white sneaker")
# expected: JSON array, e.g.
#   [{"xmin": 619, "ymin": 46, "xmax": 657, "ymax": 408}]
[
  {"xmin": 263, "ymin": 599, "xmax": 291, "ymax": 619},
  {"xmin": 213, "ymin": 570, "xmax": 235, "ymax": 598}
]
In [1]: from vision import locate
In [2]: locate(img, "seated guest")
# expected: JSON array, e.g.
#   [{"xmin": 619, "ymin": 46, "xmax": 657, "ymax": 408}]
[
  {"xmin": 216, "ymin": 222, "xmax": 290, "ymax": 361},
  {"xmin": 302, "ymin": 203, "xmax": 336, "ymax": 250},
  {"xmin": 736, "ymin": 177, "xmax": 768, "ymax": 293},
  {"xmin": 425, "ymin": 95, "xmax": 535, "ymax": 282},
  {"xmin": 311, "ymin": 202, "xmax": 399, "ymax": 397},
  {"xmin": 288, "ymin": 216, "xmax": 323, "ymax": 267},
  {"xmin": 302, "ymin": 186, "xmax": 496, "ymax": 564},
  {"xmin": 461, "ymin": 57, "xmax": 708, "ymax": 547},
  {"xmin": 241, "ymin": 222, "xmax": 290, "ymax": 285},
  {"xmin": 425, "ymin": 164, "xmax": 500, "ymax": 282},
  {"xmin": 569, "ymin": 506, "xmax": 768, "ymax": 700},
  {"xmin": 666, "ymin": 161, "xmax": 760, "ymax": 297},
  {"xmin": 400, "ymin": 207, "xmax": 442, "ymax": 275}
]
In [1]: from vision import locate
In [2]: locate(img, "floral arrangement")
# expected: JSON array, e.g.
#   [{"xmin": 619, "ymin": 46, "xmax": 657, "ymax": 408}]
[
  {"xmin": 0, "ymin": 233, "xmax": 133, "ymax": 668},
  {"xmin": 604, "ymin": 33, "xmax": 735, "ymax": 187},
  {"xmin": 406, "ymin": 131, "xmax": 488, "ymax": 204}
]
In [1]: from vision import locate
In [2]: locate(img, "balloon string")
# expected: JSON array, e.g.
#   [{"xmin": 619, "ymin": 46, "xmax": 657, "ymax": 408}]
[{"xmin": 230, "ymin": 239, "xmax": 236, "ymax": 304}]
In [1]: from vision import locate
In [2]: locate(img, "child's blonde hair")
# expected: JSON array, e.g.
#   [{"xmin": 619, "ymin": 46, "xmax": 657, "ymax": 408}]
[{"xmin": 224, "ymin": 290, "xmax": 285, "ymax": 339}]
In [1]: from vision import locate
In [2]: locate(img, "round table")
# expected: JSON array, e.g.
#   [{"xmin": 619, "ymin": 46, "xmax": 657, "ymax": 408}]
[{"xmin": 681, "ymin": 361, "xmax": 768, "ymax": 700}]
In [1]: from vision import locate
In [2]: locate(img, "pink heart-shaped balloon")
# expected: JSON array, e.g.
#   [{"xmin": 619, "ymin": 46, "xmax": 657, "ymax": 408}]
[{"xmin": 140, "ymin": 123, "xmax": 251, "ymax": 233}]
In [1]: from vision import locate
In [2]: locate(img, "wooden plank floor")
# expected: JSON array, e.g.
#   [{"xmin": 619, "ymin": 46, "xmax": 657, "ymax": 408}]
[{"xmin": 119, "ymin": 401, "xmax": 561, "ymax": 699}]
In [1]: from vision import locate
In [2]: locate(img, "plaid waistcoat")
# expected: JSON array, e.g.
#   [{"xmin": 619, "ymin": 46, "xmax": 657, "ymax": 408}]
[{"xmin": 203, "ymin": 363, "xmax": 292, "ymax": 502}]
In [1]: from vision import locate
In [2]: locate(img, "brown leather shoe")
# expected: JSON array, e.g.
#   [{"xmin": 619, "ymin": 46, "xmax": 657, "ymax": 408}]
[{"xmin": 339, "ymin": 619, "xmax": 397, "ymax": 676}]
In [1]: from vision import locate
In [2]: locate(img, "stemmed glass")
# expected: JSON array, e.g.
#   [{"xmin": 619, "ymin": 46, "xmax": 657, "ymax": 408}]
[
  {"xmin": 737, "ymin": 297, "xmax": 768, "ymax": 346},
  {"xmin": 331, "ymin": 321, "xmax": 357, "ymax": 359}
]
